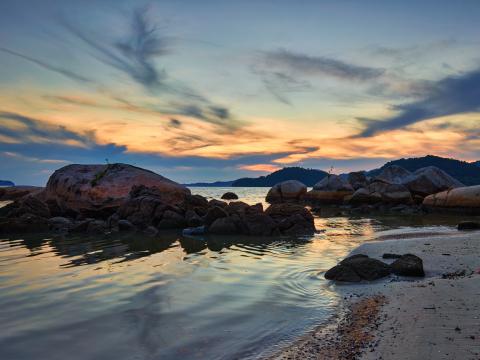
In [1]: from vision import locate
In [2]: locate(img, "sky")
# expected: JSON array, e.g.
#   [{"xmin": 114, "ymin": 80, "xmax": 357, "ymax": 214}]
[{"xmin": 1, "ymin": 0, "xmax": 480, "ymax": 185}]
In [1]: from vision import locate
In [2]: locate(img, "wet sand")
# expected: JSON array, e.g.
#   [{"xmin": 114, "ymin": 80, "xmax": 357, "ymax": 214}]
[{"xmin": 268, "ymin": 231, "xmax": 480, "ymax": 360}]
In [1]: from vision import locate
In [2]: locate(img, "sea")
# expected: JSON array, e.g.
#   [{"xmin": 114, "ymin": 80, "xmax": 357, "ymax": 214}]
[{"xmin": 0, "ymin": 187, "xmax": 469, "ymax": 360}]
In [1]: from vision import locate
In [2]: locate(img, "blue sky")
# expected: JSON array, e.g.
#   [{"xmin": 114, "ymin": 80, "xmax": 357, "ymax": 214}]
[{"xmin": 1, "ymin": 0, "xmax": 480, "ymax": 185}]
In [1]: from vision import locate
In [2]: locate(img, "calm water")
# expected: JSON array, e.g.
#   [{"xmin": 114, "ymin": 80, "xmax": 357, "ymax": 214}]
[{"xmin": 0, "ymin": 188, "xmax": 465, "ymax": 360}]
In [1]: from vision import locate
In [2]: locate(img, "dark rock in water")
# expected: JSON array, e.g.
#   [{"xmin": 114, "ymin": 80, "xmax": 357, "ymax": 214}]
[
  {"xmin": 118, "ymin": 219, "xmax": 136, "ymax": 231},
  {"xmin": 204, "ymin": 206, "xmax": 228, "ymax": 226},
  {"xmin": 325, "ymin": 264, "xmax": 362, "ymax": 282},
  {"xmin": 391, "ymin": 254, "xmax": 424, "ymax": 277},
  {"xmin": 157, "ymin": 210, "xmax": 186, "ymax": 229},
  {"xmin": 49, "ymin": 216, "xmax": 73, "ymax": 232},
  {"xmin": 209, "ymin": 199, "xmax": 228, "ymax": 208},
  {"xmin": 226, "ymin": 201, "xmax": 251, "ymax": 215},
  {"xmin": 266, "ymin": 180, "xmax": 307, "ymax": 204},
  {"xmin": 242, "ymin": 212, "xmax": 279, "ymax": 236},
  {"xmin": 325, "ymin": 254, "xmax": 391, "ymax": 282},
  {"xmin": 184, "ymin": 194, "xmax": 209, "ymax": 209},
  {"xmin": 86, "ymin": 220, "xmax": 107, "ymax": 234},
  {"xmin": 265, "ymin": 203, "xmax": 316, "ymax": 235},
  {"xmin": 221, "ymin": 192, "xmax": 239, "ymax": 200},
  {"xmin": 382, "ymin": 253, "xmax": 403, "ymax": 259},
  {"xmin": 457, "ymin": 221, "xmax": 480, "ymax": 231},
  {"xmin": 41, "ymin": 163, "xmax": 190, "ymax": 217},
  {"xmin": 185, "ymin": 209, "xmax": 203, "ymax": 227},
  {"xmin": 182, "ymin": 226, "xmax": 205, "ymax": 236},
  {"xmin": 209, "ymin": 217, "xmax": 238, "ymax": 235},
  {"xmin": 347, "ymin": 172, "xmax": 369, "ymax": 190},
  {"xmin": 143, "ymin": 226, "xmax": 158, "ymax": 236}
]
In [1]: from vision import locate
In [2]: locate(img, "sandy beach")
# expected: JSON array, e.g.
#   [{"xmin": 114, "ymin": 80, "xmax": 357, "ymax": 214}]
[{"xmin": 269, "ymin": 230, "xmax": 480, "ymax": 360}]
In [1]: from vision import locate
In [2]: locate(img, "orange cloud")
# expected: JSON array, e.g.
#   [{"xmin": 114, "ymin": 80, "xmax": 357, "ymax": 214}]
[{"xmin": 238, "ymin": 164, "xmax": 282, "ymax": 172}]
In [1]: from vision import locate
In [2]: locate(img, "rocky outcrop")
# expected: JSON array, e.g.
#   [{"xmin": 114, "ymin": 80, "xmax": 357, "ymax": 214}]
[
  {"xmin": 423, "ymin": 185, "xmax": 480, "ymax": 213},
  {"xmin": 221, "ymin": 192, "xmax": 238, "ymax": 200},
  {"xmin": 402, "ymin": 166, "xmax": 463, "ymax": 197},
  {"xmin": 40, "ymin": 163, "xmax": 190, "ymax": 217},
  {"xmin": 0, "ymin": 186, "xmax": 43, "ymax": 201},
  {"xmin": 265, "ymin": 203, "xmax": 316, "ymax": 235},
  {"xmin": 266, "ymin": 180, "xmax": 307, "ymax": 204},
  {"xmin": 305, "ymin": 175, "xmax": 354, "ymax": 204},
  {"xmin": 346, "ymin": 182, "xmax": 412, "ymax": 205}
]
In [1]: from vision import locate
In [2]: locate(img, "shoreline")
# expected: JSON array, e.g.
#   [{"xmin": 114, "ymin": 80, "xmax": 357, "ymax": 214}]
[{"xmin": 268, "ymin": 231, "xmax": 480, "ymax": 359}]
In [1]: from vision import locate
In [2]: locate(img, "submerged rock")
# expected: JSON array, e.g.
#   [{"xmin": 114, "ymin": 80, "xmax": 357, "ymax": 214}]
[
  {"xmin": 391, "ymin": 254, "xmax": 424, "ymax": 277},
  {"xmin": 221, "ymin": 192, "xmax": 239, "ymax": 200},
  {"xmin": 182, "ymin": 225, "xmax": 205, "ymax": 236},
  {"xmin": 266, "ymin": 180, "xmax": 307, "ymax": 204}
]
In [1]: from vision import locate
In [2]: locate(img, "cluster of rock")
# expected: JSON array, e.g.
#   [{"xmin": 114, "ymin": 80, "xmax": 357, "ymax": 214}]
[
  {"xmin": 325, "ymin": 253, "xmax": 425, "ymax": 282},
  {"xmin": 0, "ymin": 163, "xmax": 316, "ymax": 237},
  {"xmin": 266, "ymin": 165, "xmax": 466, "ymax": 213}
]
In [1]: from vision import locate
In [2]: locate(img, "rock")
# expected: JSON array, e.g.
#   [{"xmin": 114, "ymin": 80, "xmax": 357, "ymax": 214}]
[
  {"xmin": 402, "ymin": 166, "xmax": 464, "ymax": 197},
  {"xmin": 325, "ymin": 254, "xmax": 391, "ymax": 282},
  {"xmin": 118, "ymin": 219, "xmax": 136, "ymax": 231},
  {"xmin": 220, "ymin": 192, "xmax": 239, "ymax": 200},
  {"xmin": 204, "ymin": 206, "xmax": 228, "ymax": 226},
  {"xmin": 346, "ymin": 182, "xmax": 412, "ymax": 205},
  {"xmin": 242, "ymin": 212, "xmax": 279, "ymax": 236},
  {"xmin": 391, "ymin": 254, "xmax": 424, "ymax": 277},
  {"xmin": 265, "ymin": 203, "xmax": 316, "ymax": 235},
  {"xmin": 86, "ymin": 220, "xmax": 107, "ymax": 234},
  {"xmin": 0, "ymin": 213, "xmax": 49, "ymax": 233},
  {"xmin": 0, "ymin": 186, "xmax": 43, "ymax": 201},
  {"xmin": 183, "ymin": 194, "xmax": 209, "ymax": 209},
  {"xmin": 266, "ymin": 180, "xmax": 307, "ymax": 204},
  {"xmin": 185, "ymin": 209, "xmax": 203, "ymax": 227},
  {"xmin": 457, "ymin": 221, "xmax": 480, "ymax": 231},
  {"xmin": 182, "ymin": 226, "xmax": 205, "ymax": 236},
  {"xmin": 7, "ymin": 195, "xmax": 51, "ymax": 218},
  {"xmin": 325, "ymin": 264, "xmax": 362, "ymax": 282},
  {"xmin": 226, "ymin": 201, "xmax": 251, "ymax": 215},
  {"xmin": 209, "ymin": 199, "xmax": 228, "ymax": 208},
  {"xmin": 423, "ymin": 185, "xmax": 480, "ymax": 213},
  {"xmin": 49, "ymin": 217, "xmax": 73, "ymax": 232},
  {"xmin": 375, "ymin": 165, "xmax": 411, "ymax": 184},
  {"xmin": 305, "ymin": 175, "xmax": 354, "ymax": 204},
  {"xmin": 157, "ymin": 210, "xmax": 186, "ymax": 229},
  {"xmin": 347, "ymin": 172, "xmax": 369, "ymax": 190},
  {"xmin": 143, "ymin": 226, "xmax": 159, "ymax": 236},
  {"xmin": 208, "ymin": 217, "xmax": 238, "ymax": 235},
  {"xmin": 41, "ymin": 163, "xmax": 190, "ymax": 217},
  {"xmin": 382, "ymin": 253, "xmax": 403, "ymax": 259}
]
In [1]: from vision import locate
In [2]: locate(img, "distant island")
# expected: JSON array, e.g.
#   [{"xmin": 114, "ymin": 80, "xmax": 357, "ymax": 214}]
[
  {"xmin": 187, "ymin": 155, "xmax": 480, "ymax": 187},
  {"xmin": 0, "ymin": 180, "xmax": 14, "ymax": 187}
]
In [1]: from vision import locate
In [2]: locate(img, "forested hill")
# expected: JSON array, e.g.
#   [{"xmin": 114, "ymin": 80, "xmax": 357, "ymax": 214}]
[{"xmin": 232, "ymin": 167, "xmax": 328, "ymax": 187}]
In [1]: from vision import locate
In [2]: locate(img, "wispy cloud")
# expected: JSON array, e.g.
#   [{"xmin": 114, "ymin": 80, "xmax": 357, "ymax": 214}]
[
  {"xmin": 0, "ymin": 47, "xmax": 93, "ymax": 84},
  {"xmin": 357, "ymin": 68, "xmax": 480, "ymax": 137},
  {"xmin": 61, "ymin": 7, "xmax": 170, "ymax": 91},
  {"xmin": 264, "ymin": 49, "xmax": 385, "ymax": 81}
]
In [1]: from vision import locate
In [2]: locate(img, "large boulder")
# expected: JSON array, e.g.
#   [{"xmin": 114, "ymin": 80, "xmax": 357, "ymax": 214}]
[
  {"xmin": 347, "ymin": 172, "xmax": 369, "ymax": 190},
  {"xmin": 375, "ymin": 165, "xmax": 411, "ymax": 184},
  {"xmin": 221, "ymin": 192, "xmax": 239, "ymax": 200},
  {"xmin": 40, "ymin": 163, "xmax": 190, "ymax": 217},
  {"xmin": 423, "ymin": 185, "xmax": 480, "ymax": 213},
  {"xmin": 402, "ymin": 166, "xmax": 463, "ymax": 197},
  {"xmin": 305, "ymin": 175, "xmax": 354, "ymax": 204},
  {"xmin": 266, "ymin": 180, "xmax": 307, "ymax": 204}
]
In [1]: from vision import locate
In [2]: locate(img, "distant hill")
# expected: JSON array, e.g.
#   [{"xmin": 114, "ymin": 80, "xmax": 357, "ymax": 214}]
[
  {"xmin": 232, "ymin": 167, "xmax": 328, "ymax": 187},
  {"xmin": 369, "ymin": 155, "xmax": 480, "ymax": 185},
  {"xmin": 185, "ymin": 180, "xmax": 234, "ymax": 187},
  {"xmin": 0, "ymin": 180, "xmax": 14, "ymax": 187}
]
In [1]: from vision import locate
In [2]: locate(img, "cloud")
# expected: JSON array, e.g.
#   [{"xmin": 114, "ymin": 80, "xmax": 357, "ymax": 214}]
[
  {"xmin": 0, "ymin": 47, "xmax": 92, "ymax": 84},
  {"xmin": 238, "ymin": 164, "xmax": 281, "ymax": 172},
  {"xmin": 264, "ymin": 49, "xmax": 385, "ymax": 81},
  {"xmin": 168, "ymin": 118, "xmax": 182, "ymax": 128},
  {"xmin": 357, "ymin": 68, "xmax": 480, "ymax": 137},
  {"xmin": 61, "ymin": 7, "xmax": 170, "ymax": 91}
]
